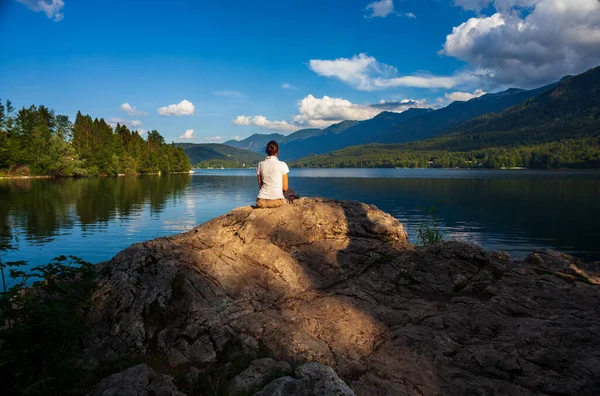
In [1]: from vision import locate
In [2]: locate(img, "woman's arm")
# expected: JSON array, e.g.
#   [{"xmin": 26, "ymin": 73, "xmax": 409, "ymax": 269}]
[
  {"xmin": 282, "ymin": 173, "xmax": 288, "ymax": 192},
  {"xmin": 257, "ymin": 174, "xmax": 263, "ymax": 189}
]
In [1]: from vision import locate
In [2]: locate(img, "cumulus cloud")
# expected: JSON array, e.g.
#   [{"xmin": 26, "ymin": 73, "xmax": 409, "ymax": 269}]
[
  {"xmin": 179, "ymin": 129, "xmax": 195, "ymax": 140},
  {"xmin": 281, "ymin": 83, "xmax": 297, "ymax": 90},
  {"xmin": 309, "ymin": 53, "xmax": 475, "ymax": 91},
  {"xmin": 444, "ymin": 0, "xmax": 600, "ymax": 87},
  {"xmin": 16, "ymin": 0, "xmax": 64, "ymax": 21},
  {"xmin": 158, "ymin": 100, "xmax": 195, "ymax": 116},
  {"xmin": 233, "ymin": 94, "xmax": 433, "ymax": 131},
  {"xmin": 107, "ymin": 118, "xmax": 143, "ymax": 129},
  {"xmin": 291, "ymin": 95, "xmax": 381, "ymax": 128},
  {"xmin": 120, "ymin": 102, "xmax": 147, "ymax": 116},
  {"xmin": 365, "ymin": 0, "xmax": 395, "ymax": 18},
  {"xmin": 233, "ymin": 116, "xmax": 299, "ymax": 132},
  {"xmin": 444, "ymin": 89, "xmax": 487, "ymax": 103},
  {"xmin": 136, "ymin": 128, "xmax": 148, "ymax": 136},
  {"xmin": 204, "ymin": 136, "xmax": 224, "ymax": 142},
  {"xmin": 404, "ymin": 12, "xmax": 416, "ymax": 19}
]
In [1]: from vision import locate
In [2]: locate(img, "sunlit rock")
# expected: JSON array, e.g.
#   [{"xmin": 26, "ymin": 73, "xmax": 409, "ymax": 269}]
[{"xmin": 84, "ymin": 198, "xmax": 599, "ymax": 395}]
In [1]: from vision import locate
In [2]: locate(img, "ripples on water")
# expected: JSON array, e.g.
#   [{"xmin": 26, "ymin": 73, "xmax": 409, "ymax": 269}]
[{"xmin": 1, "ymin": 169, "xmax": 599, "ymax": 268}]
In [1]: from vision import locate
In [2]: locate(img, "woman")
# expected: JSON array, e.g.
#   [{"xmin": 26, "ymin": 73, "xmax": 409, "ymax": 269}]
[{"xmin": 256, "ymin": 140, "xmax": 289, "ymax": 208}]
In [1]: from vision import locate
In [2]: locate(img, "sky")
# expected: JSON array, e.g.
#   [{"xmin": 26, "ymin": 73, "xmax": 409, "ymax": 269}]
[{"xmin": 1, "ymin": 0, "xmax": 599, "ymax": 143}]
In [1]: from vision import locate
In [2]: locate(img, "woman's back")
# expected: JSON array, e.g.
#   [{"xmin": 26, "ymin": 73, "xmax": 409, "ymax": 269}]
[{"xmin": 257, "ymin": 156, "xmax": 289, "ymax": 200}]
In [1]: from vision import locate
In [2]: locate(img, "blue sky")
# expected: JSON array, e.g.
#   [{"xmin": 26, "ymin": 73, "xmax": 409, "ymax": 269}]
[{"xmin": 1, "ymin": 0, "xmax": 599, "ymax": 143}]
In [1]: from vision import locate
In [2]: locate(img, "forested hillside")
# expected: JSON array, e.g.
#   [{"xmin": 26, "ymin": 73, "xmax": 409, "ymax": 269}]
[
  {"xmin": 176, "ymin": 143, "xmax": 263, "ymax": 168},
  {"xmin": 0, "ymin": 100, "xmax": 190, "ymax": 177},
  {"xmin": 293, "ymin": 66, "xmax": 600, "ymax": 169}
]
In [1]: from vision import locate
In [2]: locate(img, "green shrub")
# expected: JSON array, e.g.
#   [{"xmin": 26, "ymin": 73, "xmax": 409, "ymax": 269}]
[
  {"xmin": 0, "ymin": 247, "xmax": 96, "ymax": 395},
  {"xmin": 416, "ymin": 204, "xmax": 446, "ymax": 245}
]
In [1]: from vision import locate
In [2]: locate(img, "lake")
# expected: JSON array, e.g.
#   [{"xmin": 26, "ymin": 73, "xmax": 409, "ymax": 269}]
[{"xmin": 1, "ymin": 168, "xmax": 599, "ymax": 269}]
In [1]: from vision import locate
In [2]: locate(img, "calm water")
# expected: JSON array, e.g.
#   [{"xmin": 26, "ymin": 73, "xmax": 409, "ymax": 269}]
[{"xmin": 1, "ymin": 169, "xmax": 600, "ymax": 269}]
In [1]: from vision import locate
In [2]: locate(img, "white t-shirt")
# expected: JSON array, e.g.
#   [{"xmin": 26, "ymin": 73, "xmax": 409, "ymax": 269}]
[{"xmin": 257, "ymin": 156, "xmax": 289, "ymax": 199}]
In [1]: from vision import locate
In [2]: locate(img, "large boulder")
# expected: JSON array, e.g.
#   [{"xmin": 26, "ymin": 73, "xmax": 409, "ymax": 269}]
[
  {"xmin": 89, "ymin": 364, "xmax": 185, "ymax": 396},
  {"xmin": 82, "ymin": 198, "xmax": 600, "ymax": 395},
  {"xmin": 229, "ymin": 358, "xmax": 292, "ymax": 395},
  {"xmin": 255, "ymin": 362, "xmax": 356, "ymax": 396}
]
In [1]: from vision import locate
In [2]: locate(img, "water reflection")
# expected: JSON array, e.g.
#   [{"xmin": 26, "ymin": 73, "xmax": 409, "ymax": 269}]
[
  {"xmin": 0, "ymin": 175, "xmax": 191, "ymax": 264},
  {"xmin": 1, "ymin": 170, "xmax": 599, "ymax": 267}
]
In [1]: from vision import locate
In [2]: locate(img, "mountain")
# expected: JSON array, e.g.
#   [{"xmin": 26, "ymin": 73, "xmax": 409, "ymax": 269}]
[
  {"xmin": 279, "ymin": 108, "xmax": 431, "ymax": 161},
  {"xmin": 223, "ymin": 120, "xmax": 361, "ymax": 156},
  {"xmin": 176, "ymin": 143, "xmax": 264, "ymax": 167},
  {"xmin": 226, "ymin": 81, "xmax": 558, "ymax": 162},
  {"xmin": 224, "ymin": 133, "xmax": 285, "ymax": 152},
  {"xmin": 292, "ymin": 65, "xmax": 600, "ymax": 169},
  {"xmin": 425, "ymin": 65, "xmax": 600, "ymax": 151}
]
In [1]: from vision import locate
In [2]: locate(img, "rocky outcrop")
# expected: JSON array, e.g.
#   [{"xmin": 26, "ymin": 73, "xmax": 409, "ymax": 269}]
[
  {"xmin": 229, "ymin": 358, "xmax": 292, "ymax": 395},
  {"xmin": 255, "ymin": 363, "xmax": 356, "ymax": 396},
  {"xmin": 83, "ymin": 198, "xmax": 600, "ymax": 395},
  {"xmin": 89, "ymin": 364, "xmax": 184, "ymax": 396}
]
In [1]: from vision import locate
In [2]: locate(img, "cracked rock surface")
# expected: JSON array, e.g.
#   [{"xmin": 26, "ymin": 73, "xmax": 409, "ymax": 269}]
[{"xmin": 83, "ymin": 198, "xmax": 600, "ymax": 395}]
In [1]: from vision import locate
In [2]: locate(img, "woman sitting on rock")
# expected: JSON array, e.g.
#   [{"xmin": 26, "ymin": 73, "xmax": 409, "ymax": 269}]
[{"xmin": 256, "ymin": 140, "xmax": 290, "ymax": 208}]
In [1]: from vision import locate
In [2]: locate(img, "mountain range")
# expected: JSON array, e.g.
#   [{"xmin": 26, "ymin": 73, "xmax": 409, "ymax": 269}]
[
  {"xmin": 224, "ymin": 80, "xmax": 559, "ymax": 161},
  {"xmin": 186, "ymin": 65, "xmax": 599, "ymax": 168},
  {"xmin": 293, "ymin": 65, "xmax": 600, "ymax": 169}
]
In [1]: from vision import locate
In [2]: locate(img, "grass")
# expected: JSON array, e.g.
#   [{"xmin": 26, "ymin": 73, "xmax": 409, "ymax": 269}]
[{"xmin": 416, "ymin": 204, "xmax": 446, "ymax": 246}]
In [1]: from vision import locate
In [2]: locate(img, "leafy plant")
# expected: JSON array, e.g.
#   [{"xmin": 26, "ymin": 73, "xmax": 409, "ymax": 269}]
[
  {"xmin": 0, "ymin": 246, "xmax": 97, "ymax": 396},
  {"xmin": 416, "ymin": 204, "xmax": 446, "ymax": 245}
]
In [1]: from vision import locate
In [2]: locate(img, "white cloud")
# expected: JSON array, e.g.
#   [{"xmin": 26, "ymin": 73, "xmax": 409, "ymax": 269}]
[
  {"xmin": 136, "ymin": 128, "xmax": 148, "ymax": 136},
  {"xmin": 444, "ymin": 89, "xmax": 487, "ymax": 103},
  {"xmin": 309, "ymin": 53, "xmax": 475, "ymax": 91},
  {"xmin": 365, "ymin": 0, "xmax": 395, "ymax": 18},
  {"xmin": 179, "ymin": 129, "xmax": 196, "ymax": 140},
  {"xmin": 233, "ymin": 135, "xmax": 241, "ymax": 141},
  {"xmin": 281, "ymin": 83, "xmax": 297, "ymax": 90},
  {"xmin": 158, "ymin": 100, "xmax": 195, "ymax": 116},
  {"xmin": 233, "ymin": 94, "xmax": 433, "ymax": 131},
  {"xmin": 444, "ymin": 0, "xmax": 600, "ymax": 87},
  {"xmin": 107, "ymin": 118, "xmax": 143, "ymax": 129},
  {"xmin": 120, "ymin": 102, "xmax": 147, "ymax": 116},
  {"xmin": 369, "ymin": 98, "xmax": 430, "ymax": 110},
  {"xmin": 16, "ymin": 0, "xmax": 64, "ymax": 21},
  {"xmin": 233, "ymin": 116, "xmax": 299, "ymax": 132},
  {"xmin": 404, "ymin": 12, "xmax": 416, "ymax": 19},
  {"xmin": 204, "ymin": 136, "xmax": 224, "ymax": 142}
]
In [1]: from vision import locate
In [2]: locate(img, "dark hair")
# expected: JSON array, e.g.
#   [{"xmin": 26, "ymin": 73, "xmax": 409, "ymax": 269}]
[{"xmin": 266, "ymin": 140, "xmax": 279, "ymax": 156}]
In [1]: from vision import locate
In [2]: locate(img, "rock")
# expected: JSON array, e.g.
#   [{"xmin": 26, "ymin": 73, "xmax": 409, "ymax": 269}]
[
  {"xmin": 523, "ymin": 249, "xmax": 600, "ymax": 284},
  {"xmin": 82, "ymin": 198, "xmax": 600, "ymax": 396},
  {"xmin": 88, "ymin": 364, "xmax": 185, "ymax": 396},
  {"xmin": 254, "ymin": 362, "xmax": 355, "ymax": 396},
  {"xmin": 228, "ymin": 358, "xmax": 292, "ymax": 395}
]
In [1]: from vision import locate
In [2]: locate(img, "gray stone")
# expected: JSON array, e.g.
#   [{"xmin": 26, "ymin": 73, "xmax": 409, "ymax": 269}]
[
  {"xmin": 88, "ymin": 364, "xmax": 185, "ymax": 396},
  {"xmin": 229, "ymin": 358, "xmax": 292, "ymax": 395},
  {"xmin": 254, "ymin": 363, "xmax": 355, "ymax": 396}
]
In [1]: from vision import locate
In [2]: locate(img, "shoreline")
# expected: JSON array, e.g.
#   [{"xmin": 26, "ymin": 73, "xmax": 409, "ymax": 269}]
[{"xmin": 0, "ymin": 171, "xmax": 194, "ymax": 180}]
